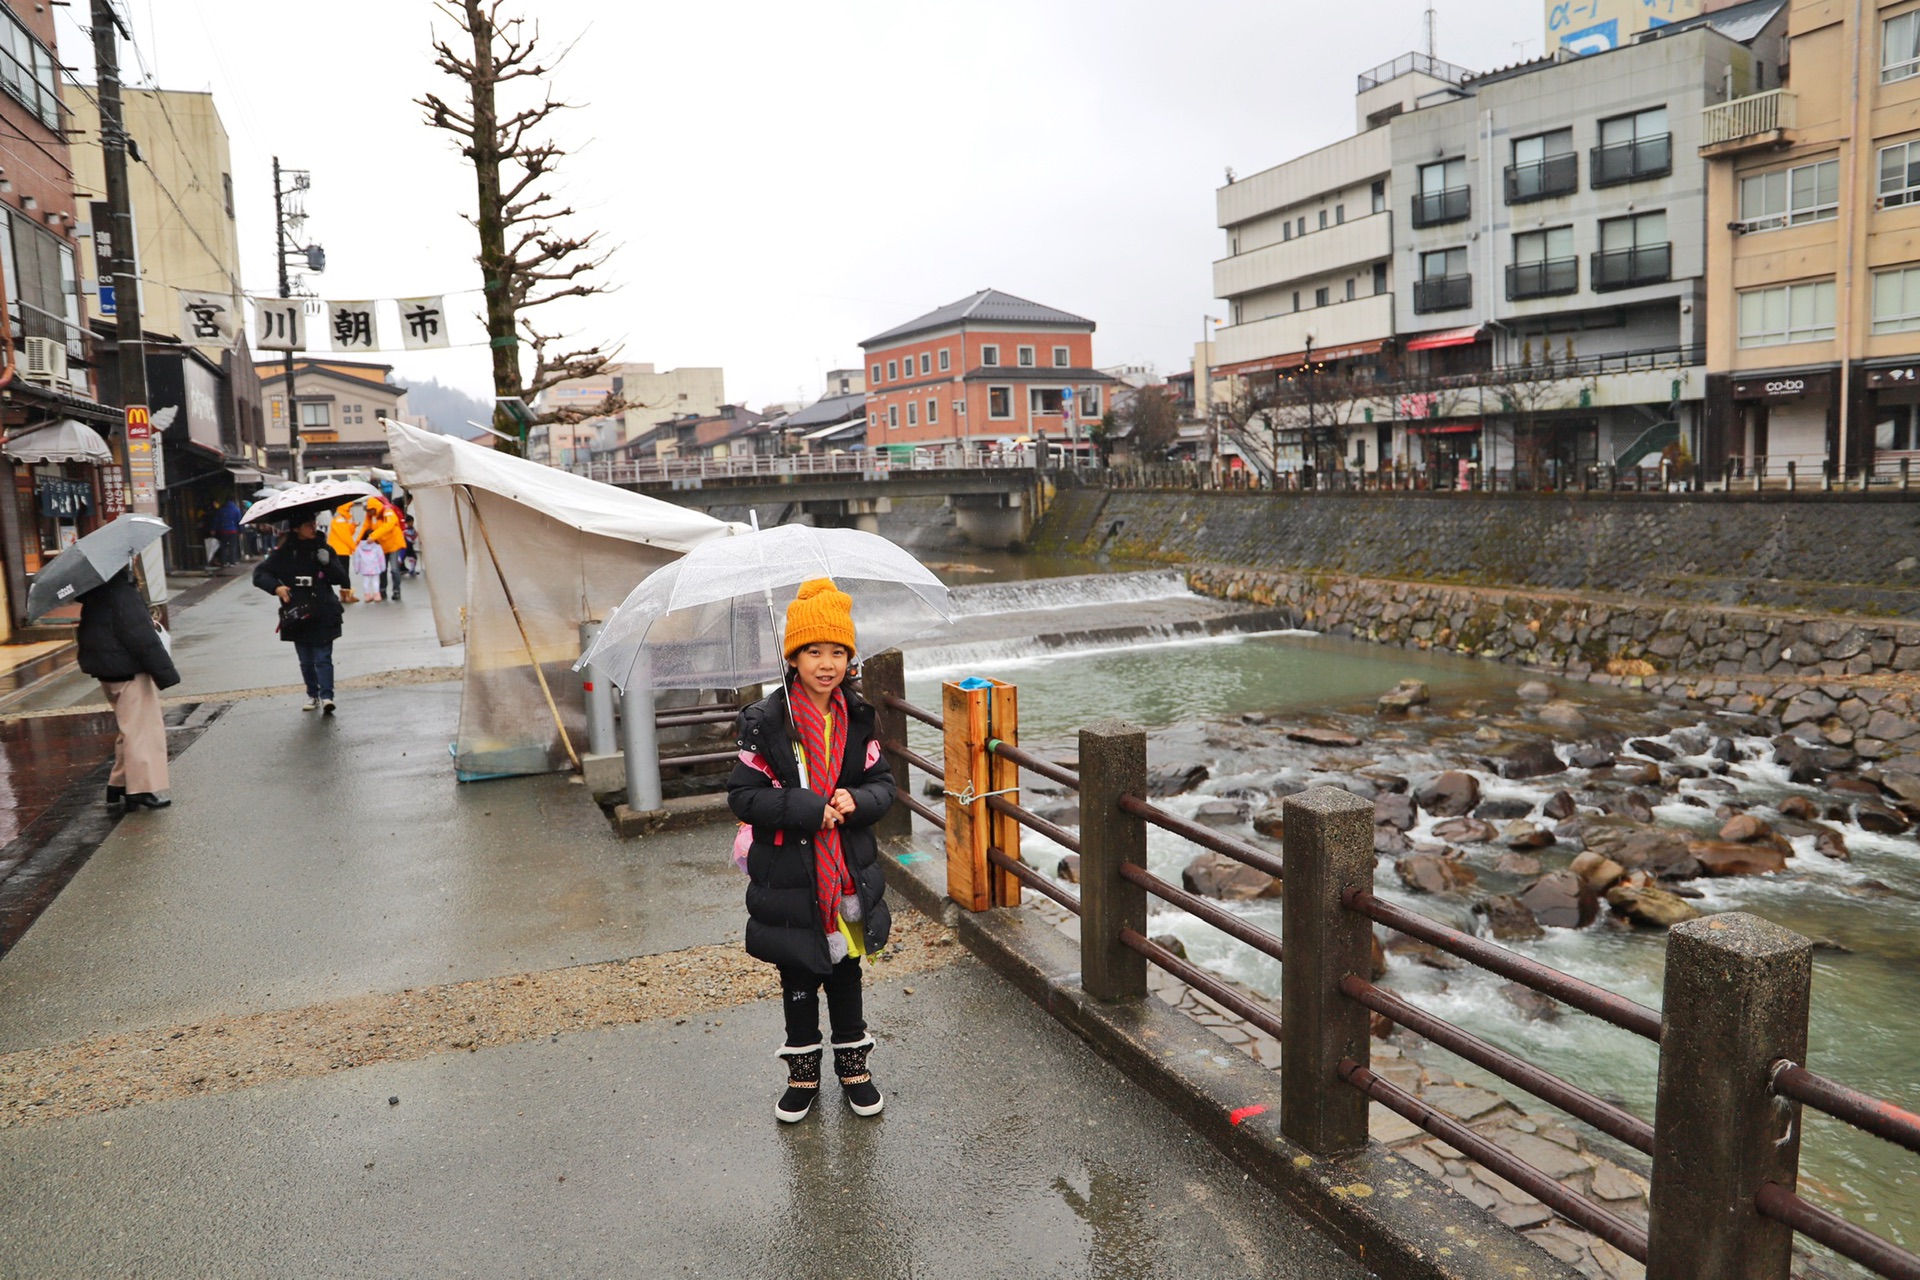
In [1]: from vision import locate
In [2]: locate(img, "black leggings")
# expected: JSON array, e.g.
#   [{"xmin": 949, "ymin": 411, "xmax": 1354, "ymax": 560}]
[{"xmin": 779, "ymin": 956, "xmax": 865, "ymax": 1047}]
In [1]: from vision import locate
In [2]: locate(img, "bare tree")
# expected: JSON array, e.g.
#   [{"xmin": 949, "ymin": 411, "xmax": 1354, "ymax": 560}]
[
  {"xmin": 1477, "ymin": 343, "xmax": 1597, "ymax": 488},
  {"xmin": 1118, "ymin": 384, "xmax": 1182, "ymax": 460},
  {"xmin": 420, "ymin": 2, "xmax": 620, "ymax": 455}
]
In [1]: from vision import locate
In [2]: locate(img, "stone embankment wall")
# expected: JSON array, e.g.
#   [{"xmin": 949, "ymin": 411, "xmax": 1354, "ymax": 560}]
[
  {"xmin": 1044, "ymin": 487, "xmax": 1920, "ymax": 617},
  {"xmin": 1033, "ymin": 489, "xmax": 1920, "ymax": 766}
]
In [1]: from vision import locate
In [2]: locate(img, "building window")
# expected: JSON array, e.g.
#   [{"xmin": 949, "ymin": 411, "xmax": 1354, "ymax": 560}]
[
  {"xmin": 1413, "ymin": 158, "xmax": 1470, "ymax": 227},
  {"xmin": 2, "ymin": 208, "xmax": 80, "ymax": 349},
  {"xmin": 1052, "ymin": 346, "xmax": 1068, "ymax": 367},
  {"xmin": 1508, "ymin": 226, "xmax": 1578, "ymax": 299},
  {"xmin": 1017, "ymin": 345, "xmax": 1035, "ymax": 367},
  {"xmin": 981, "ymin": 345, "xmax": 999, "ymax": 366},
  {"xmin": 1738, "ymin": 279, "xmax": 1836, "ymax": 346},
  {"xmin": 887, "ymin": 359, "xmax": 898, "ymax": 381},
  {"xmin": 1744, "ymin": 158, "xmax": 1840, "ymax": 227},
  {"xmin": 907, "ymin": 401, "xmax": 918, "ymax": 427},
  {"xmin": 1507, "ymin": 128, "xmax": 1577, "ymax": 203},
  {"xmin": 1080, "ymin": 387, "xmax": 1101, "ymax": 417},
  {"xmin": 1372, "ymin": 262, "xmax": 1388, "ymax": 294},
  {"xmin": 1315, "ymin": 286, "xmax": 1330, "ymax": 307},
  {"xmin": 1296, "ymin": 216, "xmax": 1306, "ymax": 237},
  {"xmin": 1318, "ymin": 209, "xmax": 1329, "ymax": 229},
  {"xmin": 1880, "ymin": 140, "xmax": 1920, "ymax": 207},
  {"xmin": 1873, "ymin": 265, "xmax": 1920, "ymax": 333},
  {"xmin": 1887, "ymin": 10, "xmax": 1920, "ymax": 83},
  {"xmin": 888, "ymin": 404, "xmax": 899, "ymax": 429},
  {"xmin": 1030, "ymin": 387, "xmax": 1065, "ymax": 416},
  {"xmin": 300, "ymin": 402, "xmax": 331, "ymax": 428},
  {"xmin": 1345, "ymin": 278, "xmax": 1356, "ymax": 301},
  {"xmin": 987, "ymin": 385, "xmax": 1013, "ymax": 418},
  {"xmin": 938, "ymin": 348, "xmax": 950, "ymax": 371},
  {"xmin": 1292, "ymin": 290, "xmax": 1301, "ymax": 312},
  {"xmin": 1335, "ymin": 203, "xmax": 1346, "ymax": 224},
  {"xmin": 927, "ymin": 398, "xmax": 938, "ymax": 424},
  {"xmin": 1414, "ymin": 247, "xmax": 1471, "ymax": 313},
  {"xmin": 1593, "ymin": 107, "xmax": 1671, "ymax": 187},
  {"xmin": 1592, "ymin": 211, "xmax": 1670, "ymax": 291},
  {"xmin": 1876, "ymin": 405, "xmax": 1916, "ymax": 452},
  {"xmin": 1283, "ymin": 221, "xmax": 1294, "ymax": 241},
  {"xmin": 868, "ymin": 412, "xmax": 877, "ymax": 430},
  {"xmin": 0, "ymin": 10, "xmax": 61, "ymax": 131},
  {"xmin": 919, "ymin": 352, "xmax": 931, "ymax": 375},
  {"xmin": 871, "ymin": 363, "xmax": 881, "ymax": 382},
  {"xmin": 1371, "ymin": 179, "xmax": 1386, "ymax": 214}
]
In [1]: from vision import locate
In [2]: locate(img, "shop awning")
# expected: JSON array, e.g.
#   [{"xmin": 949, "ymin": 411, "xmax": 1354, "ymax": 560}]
[
  {"xmin": 4, "ymin": 418, "xmax": 113, "ymax": 463},
  {"xmin": 1217, "ymin": 338, "xmax": 1386, "ymax": 377},
  {"xmin": 1405, "ymin": 326, "xmax": 1482, "ymax": 352},
  {"xmin": 1409, "ymin": 422, "xmax": 1482, "ymax": 435}
]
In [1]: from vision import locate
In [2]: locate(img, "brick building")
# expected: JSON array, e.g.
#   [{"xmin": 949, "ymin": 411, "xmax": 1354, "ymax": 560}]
[{"xmin": 859, "ymin": 289, "xmax": 1116, "ymax": 455}]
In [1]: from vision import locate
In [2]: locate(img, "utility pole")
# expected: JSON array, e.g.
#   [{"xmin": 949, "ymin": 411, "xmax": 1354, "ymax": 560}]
[
  {"xmin": 90, "ymin": 0, "xmax": 157, "ymax": 520},
  {"xmin": 273, "ymin": 157, "xmax": 299, "ymax": 481}
]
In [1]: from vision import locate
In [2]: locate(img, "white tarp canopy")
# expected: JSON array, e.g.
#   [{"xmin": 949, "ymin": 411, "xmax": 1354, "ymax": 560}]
[
  {"xmin": 385, "ymin": 418, "xmax": 741, "ymax": 780},
  {"xmin": 5, "ymin": 419, "xmax": 113, "ymax": 464}
]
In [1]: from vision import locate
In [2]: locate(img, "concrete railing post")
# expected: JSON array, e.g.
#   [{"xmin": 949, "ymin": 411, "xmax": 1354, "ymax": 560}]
[
  {"xmin": 1646, "ymin": 913, "xmax": 1812, "ymax": 1280},
  {"xmin": 1078, "ymin": 719, "xmax": 1148, "ymax": 1002},
  {"xmin": 1279, "ymin": 785, "xmax": 1376, "ymax": 1154},
  {"xmin": 862, "ymin": 649, "xmax": 913, "ymax": 845}
]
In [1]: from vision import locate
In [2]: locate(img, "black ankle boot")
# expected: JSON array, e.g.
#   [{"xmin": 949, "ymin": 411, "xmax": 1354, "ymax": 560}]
[
  {"xmin": 105, "ymin": 785, "xmax": 125, "ymax": 804},
  {"xmin": 833, "ymin": 1036, "xmax": 883, "ymax": 1116},
  {"xmin": 775, "ymin": 1044, "xmax": 822, "ymax": 1123},
  {"xmin": 122, "ymin": 793, "xmax": 171, "ymax": 811}
]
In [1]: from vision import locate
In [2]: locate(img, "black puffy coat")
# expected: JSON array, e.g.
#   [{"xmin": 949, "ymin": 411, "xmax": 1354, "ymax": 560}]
[
  {"xmin": 727, "ymin": 681, "xmax": 896, "ymax": 975},
  {"xmin": 252, "ymin": 533, "xmax": 348, "ymax": 644},
  {"xmin": 76, "ymin": 571, "xmax": 180, "ymax": 688}
]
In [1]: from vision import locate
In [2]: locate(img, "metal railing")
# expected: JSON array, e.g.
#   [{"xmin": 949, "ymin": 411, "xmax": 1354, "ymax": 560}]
[
  {"xmin": 1357, "ymin": 50, "xmax": 1471, "ymax": 91},
  {"xmin": 1701, "ymin": 89, "xmax": 1797, "ymax": 147},
  {"xmin": 863, "ymin": 658, "xmax": 1920, "ymax": 1280},
  {"xmin": 1505, "ymin": 153, "xmax": 1579, "ymax": 204},
  {"xmin": 1591, "ymin": 134, "xmax": 1672, "ymax": 187},
  {"xmin": 1413, "ymin": 272, "xmax": 1472, "ymax": 313},
  {"xmin": 1411, "ymin": 186, "xmax": 1471, "ymax": 228},
  {"xmin": 1506, "ymin": 256, "xmax": 1579, "ymax": 300},
  {"xmin": 1591, "ymin": 243, "xmax": 1672, "ymax": 291},
  {"xmin": 571, "ymin": 447, "xmax": 1040, "ymax": 486}
]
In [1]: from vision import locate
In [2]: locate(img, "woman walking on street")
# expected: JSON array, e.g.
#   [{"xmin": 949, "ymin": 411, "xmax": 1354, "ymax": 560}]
[
  {"xmin": 253, "ymin": 515, "xmax": 349, "ymax": 713},
  {"xmin": 76, "ymin": 566, "xmax": 180, "ymax": 810},
  {"xmin": 727, "ymin": 578, "xmax": 896, "ymax": 1123}
]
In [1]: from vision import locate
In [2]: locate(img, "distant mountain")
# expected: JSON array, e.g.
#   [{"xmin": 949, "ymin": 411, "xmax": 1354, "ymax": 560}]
[{"xmin": 402, "ymin": 377, "xmax": 492, "ymax": 437}]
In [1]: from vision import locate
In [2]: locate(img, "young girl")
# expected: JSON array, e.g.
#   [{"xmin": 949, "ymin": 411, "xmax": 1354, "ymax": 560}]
[
  {"xmin": 350, "ymin": 537, "xmax": 386, "ymax": 603},
  {"xmin": 728, "ymin": 577, "xmax": 896, "ymax": 1123}
]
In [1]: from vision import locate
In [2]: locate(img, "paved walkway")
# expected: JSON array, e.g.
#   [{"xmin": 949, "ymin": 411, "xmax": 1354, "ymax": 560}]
[{"xmin": 0, "ymin": 576, "xmax": 1368, "ymax": 1278}]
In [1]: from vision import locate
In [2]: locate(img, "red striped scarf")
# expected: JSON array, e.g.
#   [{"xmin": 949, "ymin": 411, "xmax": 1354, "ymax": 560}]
[{"xmin": 789, "ymin": 686, "xmax": 852, "ymax": 935}]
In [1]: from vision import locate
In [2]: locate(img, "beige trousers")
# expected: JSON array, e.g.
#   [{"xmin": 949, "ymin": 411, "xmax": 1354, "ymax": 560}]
[{"xmin": 101, "ymin": 673, "xmax": 169, "ymax": 795}]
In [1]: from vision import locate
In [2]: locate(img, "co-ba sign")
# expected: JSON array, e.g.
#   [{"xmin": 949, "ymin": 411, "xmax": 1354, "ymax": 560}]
[{"xmin": 1733, "ymin": 372, "xmax": 1831, "ymax": 402}]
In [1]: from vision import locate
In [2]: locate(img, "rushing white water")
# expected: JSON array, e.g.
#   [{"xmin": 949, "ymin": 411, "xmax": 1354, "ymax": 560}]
[
  {"xmin": 900, "ymin": 622, "xmax": 1920, "ymax": 1257},
  {"xmin": 946, "ymin": 569, "xmax": 1195, "ymax": 617}
]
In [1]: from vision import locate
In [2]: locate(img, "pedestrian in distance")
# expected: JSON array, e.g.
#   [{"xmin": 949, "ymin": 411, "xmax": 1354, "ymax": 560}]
[
  {"xmin": 350, "ymin": 537, "xmax": 386, "ymax": 603},
  {"xmin": 364, "ymin": 496, "xmax": 407, "ymax": 602},
  {"xmin": 253, "ymin": 515, "xmax": 349, "ymax": 714},
  {"xmin": 727, "ymin": 578, "xmax": 896, "ymax": 1123},
  {"xmin": 75, "ymin": 565, "xmax": 180, "ymax": 811},
  {"xmin": 211, "ymin": 496, "xmax": 244, "ymax": 569},
  {"xmin": 326, "ymin": 500, "xmax": 363, "ymax": 559}
]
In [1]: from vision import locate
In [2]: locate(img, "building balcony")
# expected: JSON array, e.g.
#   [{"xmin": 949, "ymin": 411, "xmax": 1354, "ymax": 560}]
[
  {"xmin": 1213, "ymin": 293, "xmax": 1394, "ymax": 369},
  {"xmin": 1699, "ymin": 89, "xmax": 1797, "ymax": 156},
  {"xmin": 1411, "ymin": 186, "xmax": 1470, "ymax": 229},
  {"xmin": 1505, "ymin": 153, "xmax": 1578, "ymax": 204},
  {"xmin": 1591, "ymin": 135, "xmax": 1672, "ymax": 188},
  {"xmin": 1506, "ymin": 257, "xmax": 1579, "ymax": 301},
  {"xmin": 1413, "ymin": 274, "xmax": 1473, "ymax": 314},
  {"xmin": 1591, "ymin": 243, "xmax": 1672, "ymax": 292},
  {"xmin": 1213, "ymin": 212, "xmax": 1392, "ymax": 301}
]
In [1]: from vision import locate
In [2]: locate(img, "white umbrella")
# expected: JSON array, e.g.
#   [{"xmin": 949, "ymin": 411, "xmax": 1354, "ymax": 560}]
[
  {"xmin": 240, "ymin": 479, "xmax": 382, "ymax": 526},
  {"xmin": 579, "ymin": 524, "xmax": 952, "ymax": 691}
]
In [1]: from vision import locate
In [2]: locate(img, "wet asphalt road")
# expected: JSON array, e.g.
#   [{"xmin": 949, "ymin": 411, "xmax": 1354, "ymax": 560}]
[{"xmin": 0, "ymin": 572, "xmax": 1372, "ymax": 1278}]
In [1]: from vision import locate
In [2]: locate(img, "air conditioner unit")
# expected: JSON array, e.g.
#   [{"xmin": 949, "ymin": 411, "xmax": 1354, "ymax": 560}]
[{"xmin": 21, "ymin": 336, "xmax": 68, "ymax": 387}]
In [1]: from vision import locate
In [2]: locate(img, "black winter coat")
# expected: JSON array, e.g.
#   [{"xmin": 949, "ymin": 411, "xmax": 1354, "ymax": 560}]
[
  {"xmin": 76, "ymin": 571, "xmax": 179, "ymax": 688},
  {"xmin": 252, "ymin": 534, "xmax": 348, "ymax": 644},
  {"xmin": 727, "ymin": 682, "xmax": 896, "ymax": 975}
]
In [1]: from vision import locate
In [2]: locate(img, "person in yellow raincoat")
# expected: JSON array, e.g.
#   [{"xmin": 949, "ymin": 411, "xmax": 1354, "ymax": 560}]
[{"xmin": 363, "ymin": 496, "xmax": 407, "ymax": 602}]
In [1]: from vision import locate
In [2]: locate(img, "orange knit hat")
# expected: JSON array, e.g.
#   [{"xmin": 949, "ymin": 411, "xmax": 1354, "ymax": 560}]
[{"xmin": 784, "ymin": 577, "xmax": 856, "ymax": 658}]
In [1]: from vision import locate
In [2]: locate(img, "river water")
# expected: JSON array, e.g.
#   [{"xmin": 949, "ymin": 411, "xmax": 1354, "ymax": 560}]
[{"xmin": 899, "ymin": 565, "xmax": 1920, "ymax": 1252}]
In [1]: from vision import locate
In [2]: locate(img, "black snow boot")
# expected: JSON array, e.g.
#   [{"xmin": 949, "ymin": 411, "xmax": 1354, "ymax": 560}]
[
  {"xmin": 775, "ymin": 1043, "xmax": 822, "ymax": 1123},
  {"xmin": 833, "ymin": 1035, "xmax": 883, "ymax": 1117}
]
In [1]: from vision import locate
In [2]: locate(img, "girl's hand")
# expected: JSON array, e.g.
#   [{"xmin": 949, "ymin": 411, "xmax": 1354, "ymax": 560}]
[
  {"xmin": 276, "ymin": 586, "xmax": 291, "ymax": 602},
  {"xmin": 820, "ymin": 805, "xmax": 844, "ymax": 831},
  {"xmin": 830, "ymin": 788, "xmax": 856, "ymax": 816}
]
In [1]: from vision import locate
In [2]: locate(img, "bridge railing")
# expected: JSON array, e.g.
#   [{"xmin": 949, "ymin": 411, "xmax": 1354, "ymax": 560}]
[
  {"xmin": 859, "ymin": 654, "xmax": 1920, "ymax": 1280},
  {"xmin": 569, "ymin": 447, "xmax": 1039, "ymax": 486}
]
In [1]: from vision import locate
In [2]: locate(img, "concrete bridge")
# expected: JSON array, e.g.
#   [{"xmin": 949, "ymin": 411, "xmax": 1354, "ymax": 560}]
[{"xmin": 572, "ymin": 449, "xmax": 1047, "ymax": 547}]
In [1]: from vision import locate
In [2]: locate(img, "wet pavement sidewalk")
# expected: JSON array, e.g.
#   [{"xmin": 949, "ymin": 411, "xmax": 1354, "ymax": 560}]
[{"xmin": 0, "ymin": 574, "xmax": 1370, "ymax": 1278}]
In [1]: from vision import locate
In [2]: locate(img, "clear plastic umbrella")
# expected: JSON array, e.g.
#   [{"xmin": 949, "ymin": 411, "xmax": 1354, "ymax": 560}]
[
  {"xmin": 579, "ymin": 524, "xmax": 953, "ymax": 691},
  {"xmin": 240, "ymin": 479, "xmax": 382, "ymax": 526}
]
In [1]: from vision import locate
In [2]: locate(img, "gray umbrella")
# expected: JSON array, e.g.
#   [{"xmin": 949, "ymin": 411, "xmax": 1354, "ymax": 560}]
[{"xmin": 26, "ymin": 513, "xmax": 170, "ymax": 620}]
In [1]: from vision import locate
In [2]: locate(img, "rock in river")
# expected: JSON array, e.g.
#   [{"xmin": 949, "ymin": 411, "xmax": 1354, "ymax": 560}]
[
  {"xmin": 1146, "ymin": 762, "xmax": 1210, "ymax": 797},
  {"xmin": 1569, "ymin": 851, "xmax": 1627, "ymax": 891},
  {"xmin": 1250, "ymin": 803, "xmax": 1286, "ymax": 840},
  {"xmin": 1495, "ymin": 852, "xmax": 1544, "ymax": 877},
  {"xmin": 1718, "ymin": 813, "xmax": 1775, "ymax": 843},
  {"xmin": 1857, "ymin": 800, "xmax": 1914, "ymax": 835},
  {"xmin": 1479, "ymin": 740, "xmax": 1567, "ymax": 780},
  {"xmin": 1192, "ymin": 799, "xmax": 1250, "ymax": 828},
  {"xmin": 1687, "ymin": 840, "xmax": 1790, "ymax": 876},
  {"xmin": 1182, "ymin": 851, "xmax": 1282, "ymax": 900},
  {"xmin": 1475, "ymin": 798, "xmax": 1534, "ymax": 821},
  {"xmin": 1416, "ymin": 770, "xmax": 1481, "ymax": 817},
  {"xmin": 1519, "ymin": 870, "xmax": 1599, "ymax": 929},
  {"xmin": 1605, "ymin": 879, "xmax": 1703, "ymax": 929},
  {"xmin": 1502, "ymin": 822, "xmax": 1554, "ymax": 850},
  {"xmin": 1375, "ymin": 792, "xmax": 1417, "ymax": 831},
  {"xmin": 1433, "ymin": 816, "xmax": 1498, "ymax": 844},
  {"xmin": 1376, "ymin": 679, "xmax": 1431, "ymax": 716},
  {"xmin": 1396, "ymin": 853, "xmax": 1479, "ymax": 895},
  {"xmin": 1476, "ymin": 893, "xmax": 1544, "ymax": 941},
  {"xmin": 1286, "ymin": 727, "xmax": 1363, "ymax": 749},
  {"xmin": 1542, "ymin": 790, "xmax": 1577, "ymax": 821}
]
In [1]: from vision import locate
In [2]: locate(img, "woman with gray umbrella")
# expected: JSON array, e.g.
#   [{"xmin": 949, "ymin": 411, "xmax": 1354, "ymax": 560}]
[{"xmin": 76, "ymin": 566, "xmax": 180, "ymax": 810}]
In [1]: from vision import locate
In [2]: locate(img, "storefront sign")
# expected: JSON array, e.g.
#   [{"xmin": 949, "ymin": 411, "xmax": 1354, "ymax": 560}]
[
  {"xmin": 99, "ymin": 466, "xmax": 128, "ymax": 518},
  {"xmin": 37, "ymin": 477, "xmax": 92, "ymax": 519},
  {"xmin": 1867, "ymin": 365, "xmax": 1920, "ymax": 389},
  {"xmin": 125, "ymin": 405, "xmax": 152, "ymax": 441},
  {"xmin": 1732, "ymin": 372, "xmax": 1833, "ymax": 401}
]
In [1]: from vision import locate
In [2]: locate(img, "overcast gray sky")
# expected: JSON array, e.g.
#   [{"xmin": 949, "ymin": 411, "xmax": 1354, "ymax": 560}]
[{"xmin": 62, "ymin": 0, "xmax": 1543, "ymax": 410}]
